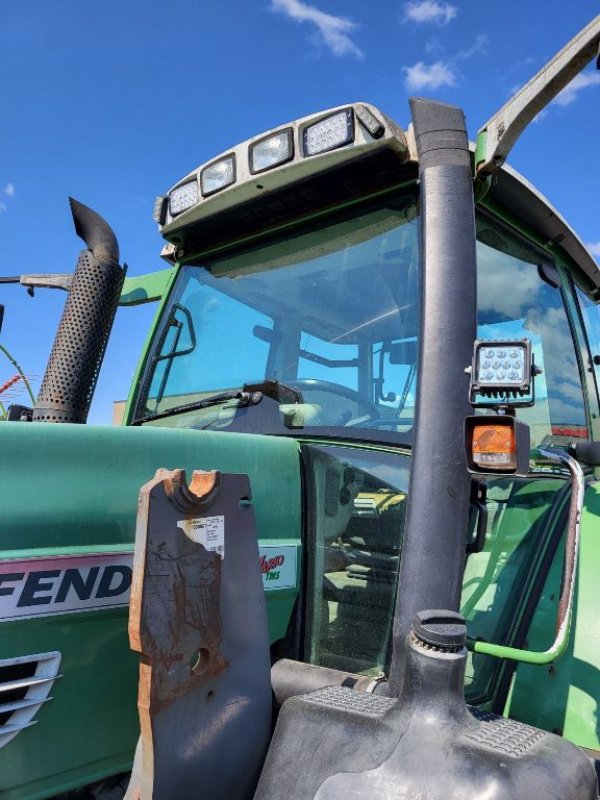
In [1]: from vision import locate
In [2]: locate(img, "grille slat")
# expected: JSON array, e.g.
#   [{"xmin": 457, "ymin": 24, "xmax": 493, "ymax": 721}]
[
  {"xmin": 0, "ymin": 720, "xmax": 37, "ymax": 734},
  {"xmin": 0, "ymin": 696, "xmax": 52, "ymax": 714},
  {"xmin": 0, "ymin": 675, "xmax": 57, "ymax": 694}
]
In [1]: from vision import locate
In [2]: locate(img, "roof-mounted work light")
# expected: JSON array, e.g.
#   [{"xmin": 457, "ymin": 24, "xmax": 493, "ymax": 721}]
[
  {"xmin": 168, "ymin": 180, "xmax": 199, "ymax": 217},
  {"xmin": 250, "ymin": 129, "xmax": 294, "ymax": 173},
  {"xmin": 302, "ymin": 108, "xmax": 354, "ymax": 156},
  {"xmin": 200, "ymin": 155, "xmax": 236, "ymax": 196}
]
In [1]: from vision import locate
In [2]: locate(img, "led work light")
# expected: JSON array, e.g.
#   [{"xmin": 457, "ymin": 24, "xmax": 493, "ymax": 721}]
[
  {"xmin": 302, "ymin": 108, "xmax": 354, "ymax": 157},
  {"xmin": 250, "ymin": 129, "xmax": 293, "ymax": 173},
  {"xmin": 201, "ymin": 155, "xmax": 236, "ymax": 196},
  {"xmin": 168, "ymin": 181, "xmax": 199, "ymax": 217},
  {"xmin": 470, "ymin": 339, "xmax": 532, "ymax": 399}
]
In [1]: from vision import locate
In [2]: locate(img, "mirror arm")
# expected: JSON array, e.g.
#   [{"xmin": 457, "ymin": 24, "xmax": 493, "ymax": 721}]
[{"xmin": 476, "ymin": 14, "xmax": 600, "ymax": 177}]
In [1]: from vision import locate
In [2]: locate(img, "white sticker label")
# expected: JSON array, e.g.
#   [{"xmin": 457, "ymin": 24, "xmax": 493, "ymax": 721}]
[{"xmin": 177, "ymin": 515, "xmax": 225, "ymax": 557}]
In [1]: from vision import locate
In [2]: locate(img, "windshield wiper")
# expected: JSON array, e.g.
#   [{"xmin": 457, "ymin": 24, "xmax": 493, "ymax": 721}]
[
  {"xmin": 133, "ymin": 379, "xmax": 303, "ymax": 426},
  {"xmin": 133, "ymin": 390, "xmax": 263, "ymax": 425}
]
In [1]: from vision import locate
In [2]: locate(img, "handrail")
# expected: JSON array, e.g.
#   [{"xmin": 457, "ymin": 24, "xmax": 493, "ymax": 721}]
[{"xmin": 470, "ymin": 447, "xmax": 584, "ymax": 665}]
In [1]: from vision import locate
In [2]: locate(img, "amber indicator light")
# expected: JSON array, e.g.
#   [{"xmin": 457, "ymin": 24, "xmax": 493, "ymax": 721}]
[{"xmin": 471, "ymin": 423, "xmax": 517, "ymax": 470}]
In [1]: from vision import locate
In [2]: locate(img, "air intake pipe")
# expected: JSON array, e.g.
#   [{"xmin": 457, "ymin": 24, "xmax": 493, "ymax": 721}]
[
  {"xmin": 254, "ymin": 611, "xmax": 599, "ymax": 800},
  {"xmin": 33, "ymin": 199, "xmax": 125, "ymax": 423}
]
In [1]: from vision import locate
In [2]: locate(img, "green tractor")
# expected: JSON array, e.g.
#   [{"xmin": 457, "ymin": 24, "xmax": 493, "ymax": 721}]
[{"xmin": 2, "ymin": 13, "xmax": 600, "ymax": 800}]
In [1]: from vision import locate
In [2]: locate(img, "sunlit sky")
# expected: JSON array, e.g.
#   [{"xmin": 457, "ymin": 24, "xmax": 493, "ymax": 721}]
[{"xmin": 1, "ymin": 1, "xmax": 599, "ymax": 423}]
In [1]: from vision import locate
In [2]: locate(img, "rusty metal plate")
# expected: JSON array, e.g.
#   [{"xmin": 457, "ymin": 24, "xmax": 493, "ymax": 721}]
[{"xmin": 125, "ymin": 469, "xmax": 271, "ymax": 800}]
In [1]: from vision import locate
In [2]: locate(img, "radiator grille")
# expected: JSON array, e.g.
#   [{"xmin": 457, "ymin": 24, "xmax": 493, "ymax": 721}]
[{"xmin": 0, "ymin": 651, "xmax": 61, "ymax": 748}]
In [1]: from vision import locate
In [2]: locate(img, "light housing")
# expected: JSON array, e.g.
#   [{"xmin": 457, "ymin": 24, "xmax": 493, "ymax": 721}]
[
  {"xmin": 168, "ymin": 181, "xmax": 199, "ymax": 217},
  {"xmin": 153, "ymin": 196, "xmax": 167, "ymax": 225},
  {"xmin": 302, "ymin": 108, "xmax": 354, "ymax": 157},
  {"xmin": 470, "ymin": 339, "xmax": 532, "ymax": 399},
  {"xmin": 355, "ymin": 105, "xmax": 385, "ymax": 139},
  {"xmin": 465, "ymin": 415, "xmax": 530, "ymax": 475},
  {"xmin": 250, "ymin": 129, "xmax": 294, "ymax": 174},
  {"xmin": 200, "ymin": 155, "xmax": 236, "ymax": 196}
]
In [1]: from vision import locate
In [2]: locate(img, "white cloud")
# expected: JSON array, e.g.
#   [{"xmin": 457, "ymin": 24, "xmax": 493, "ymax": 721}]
[
  {"xmin": 404, "ymin": 1, "xmax": 456, "ymax": 24},
  {"xmin": 4, "ymin": 183, "xmax": 14, "ymax": 197},
  {"xmin": 478, "ymin": 249, "xmax": 541, "ymax": 319},
  {"xmin": 0, "ymin": 201, "xmax": 6, "ymax": 213},
  {"xmin": 403, "ymin": 60, "xmax": 456, "ymax": 91},
  {"xmin": 424, "ymin": 38, "xmax": 444, "ymax": 56},
  {"xmin": 403, "ymin": 33, "xmax": 487, "ymax": 93},
  {"xmin": 553, "ymin": 72, "xmax": 600, "ymax": 107},
  {"xmin": 586, "ymin": 242, "xmax": 600, "ymax": 257},
  {"xmin": 270, "ymin": 0, "xmax": 363, "ymax": 59},
  {"xmin": 456, "ymin": 34, "xmax": 488, "ymax": 61}
]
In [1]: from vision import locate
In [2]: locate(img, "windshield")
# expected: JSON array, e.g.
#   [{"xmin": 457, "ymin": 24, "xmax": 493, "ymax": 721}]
[
  {"xmin": 135, "ymin": 191, "xmax": 421, "ymax": 444},
  {"xmin": 135, "ymin": 192, "xmax": 587, "ymax": 451}
]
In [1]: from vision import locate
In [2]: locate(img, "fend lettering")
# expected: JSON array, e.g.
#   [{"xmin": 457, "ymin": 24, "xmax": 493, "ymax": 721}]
[{"xmin": 0, "ymin": 559, "xmax": 132, "ymax": 621}]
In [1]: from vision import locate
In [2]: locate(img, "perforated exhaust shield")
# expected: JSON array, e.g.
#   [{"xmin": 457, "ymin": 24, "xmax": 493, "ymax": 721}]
[{"xmin": 33, "ymin": 200, "xmax": 124, "ymax": 423}]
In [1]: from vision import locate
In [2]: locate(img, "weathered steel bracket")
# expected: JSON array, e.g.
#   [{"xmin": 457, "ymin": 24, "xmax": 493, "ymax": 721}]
[{"xmin": 124, "ymin": 468, "xmax": 271, "ymax": 800}]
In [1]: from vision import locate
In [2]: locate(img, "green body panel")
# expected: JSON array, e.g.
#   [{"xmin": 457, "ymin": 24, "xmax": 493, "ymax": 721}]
[
  {"xmin": 506, "ymin": 480, "xmax": 600, "ymax": 750},
  {"xmin": 0, "ymin": 608, "xmax": 137, "ymax": 800},
  {"xmin": 122, "ymin": 267, "xmax": 179, "ymax": 425},
  {"xmin": 0, "ymin": 422, "xmax": 301, "ymax": 799},
  {"xmin": 119, "ymin": 268, "xmax": 175, "ymax": 306}
]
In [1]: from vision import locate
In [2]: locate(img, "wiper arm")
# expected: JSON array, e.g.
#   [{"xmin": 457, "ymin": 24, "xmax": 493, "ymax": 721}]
[
  {"xmin": 133, "ymin": 379, "xmax": 302, "ymax": 425},
  {"xmin": 133, "ymin": 389, "xmax": 263, "ymax": 425}
]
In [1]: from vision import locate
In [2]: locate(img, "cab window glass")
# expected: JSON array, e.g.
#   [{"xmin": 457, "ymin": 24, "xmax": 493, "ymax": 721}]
[
  {"xmin": 461, "ymin": 476, "xmax": 565, "ymax": 700},
  {"xmin": 476, "ymin": 215, "xmax": 587, "ymax": 444},
  {"xmin": 575, "ymin": 286, "xmax": 600, "ymax": 363},
  {"xmin": 303, "ymin": 443, "xmax": 409, "ymax": 676}
]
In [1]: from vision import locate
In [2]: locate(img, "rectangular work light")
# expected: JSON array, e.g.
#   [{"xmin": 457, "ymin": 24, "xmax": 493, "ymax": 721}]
[
  {"xmin": 465, "ymin": 415, "xmax": 530, "ymax": 475},
  {"xmin": 470, "ymin": 339, "xmax": 532, "ymax": 398},
  {"xmin": 302, "ymin": 108, "xmax": 354, "ymax": 157},
  {"xmin": 200, "ymin": 155, "xmax": 236, "ymax": 196},
  {"xmin": 168, "ymin": 181, "xmax": 199, "ymax": 217},
  {"xmin": 250, "ymin": 129, "xmax": 294, "ymax": 174}
]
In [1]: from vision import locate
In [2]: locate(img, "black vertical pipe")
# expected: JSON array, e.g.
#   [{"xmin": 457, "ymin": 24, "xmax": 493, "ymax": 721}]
[
  {"xmin": 33, "ymin": 199, "xmax": 124, "ymax": 423},
  {"xmin": 387, "ymin": 99, "xmax": 477, "ymax": 694}
]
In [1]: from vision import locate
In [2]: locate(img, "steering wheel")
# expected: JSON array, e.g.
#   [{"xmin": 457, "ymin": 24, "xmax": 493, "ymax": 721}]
[{"xmin": 287, "ymin": 379, "xmax": 380, "ymax": 425}]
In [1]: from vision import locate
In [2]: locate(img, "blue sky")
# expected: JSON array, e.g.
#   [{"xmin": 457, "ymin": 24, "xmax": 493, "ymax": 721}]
[{"xmin": 1, "ymin": 0, "xmax": 599, "ymax": 423}]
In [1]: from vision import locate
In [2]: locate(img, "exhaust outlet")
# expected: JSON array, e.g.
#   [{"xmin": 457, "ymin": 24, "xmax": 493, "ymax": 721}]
[{"xmin": 33, "ymin": 199, "xmax": 125, "ymax": 423}]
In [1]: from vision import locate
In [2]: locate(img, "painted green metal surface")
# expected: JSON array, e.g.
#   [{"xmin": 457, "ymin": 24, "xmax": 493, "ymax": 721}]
[
  {"xmin": 474, "ymin": 130, "xmax": 487, "ymax": 176},
  {"xmin": 122, "ymin": 266, "xmax": 179, "ymax": 425},
  {"xmin": 119, "ymin": 268, "xmax": 175, "ymax": 306},
  {"xmin": 461, "ymin": 477, "xmax": 565, "ymax": 699},
  {"xmin": 471, "ymin": 631, "xmax": 568, "ymax": 665},
  {"xmin": 0, "ymin": 422, "xmax": 301, "ymax": 799},
  {"xmin": 506, "ymin": 480, "xmax": 600, "ymax": 750}
]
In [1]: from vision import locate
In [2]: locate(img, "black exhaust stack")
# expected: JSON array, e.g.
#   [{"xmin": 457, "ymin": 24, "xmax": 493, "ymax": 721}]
[{"xmin": 33, "ymin": 199, "xmax": 125, "ymax": 423}]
